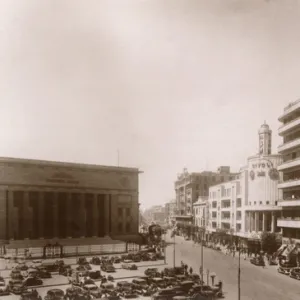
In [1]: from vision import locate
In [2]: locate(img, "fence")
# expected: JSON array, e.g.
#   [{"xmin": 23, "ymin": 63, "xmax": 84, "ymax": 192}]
[{"xmin": 5, "ymin": 243, "xmax": 128, "ymax": 259}]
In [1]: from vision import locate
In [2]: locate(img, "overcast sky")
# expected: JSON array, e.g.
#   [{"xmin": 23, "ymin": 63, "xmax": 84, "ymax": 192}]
[{"xmin": 1, "ymin": 0, "xmax": 300, "ymax": 209}]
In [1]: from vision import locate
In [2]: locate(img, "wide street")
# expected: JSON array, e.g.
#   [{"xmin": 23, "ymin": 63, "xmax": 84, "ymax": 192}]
[{"xmin": 166, "ymin": 234, "xmax": 300, "ymax": 300}]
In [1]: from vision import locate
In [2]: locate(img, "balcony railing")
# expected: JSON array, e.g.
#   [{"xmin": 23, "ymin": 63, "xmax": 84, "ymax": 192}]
[
  {"xmin": 284, "ymin": 99, "xmax": 300, "ymax": 112},
  {"xmin": 278, "ymin": 138, "xmax": 300, "ymax": 152},
  {"xmin": 221, "ymin": 205, "xmax": 231, "ymax": 209}
]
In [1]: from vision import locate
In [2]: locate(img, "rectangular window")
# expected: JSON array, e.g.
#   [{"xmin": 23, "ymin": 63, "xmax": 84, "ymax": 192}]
[
  {"xmin": 118, "ymin": 208, "xmax": 123, "ymax": 217},
  {"xmin": 118, "ymin": 223, "xmax": 122, "ymax": 233},
  {"xmin": 126, "ymin": 222, "xmax": 131, "ymax": 232},
  {"xmin": 126, "ymin": 208, "xmax": 131, "ymax": 216}
]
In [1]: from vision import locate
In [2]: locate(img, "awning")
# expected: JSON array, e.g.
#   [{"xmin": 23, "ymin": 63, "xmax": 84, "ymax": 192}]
[
  {"xmin": 282, "ymin": 244, "xmax": 296, "ymax": 257},
  {"xmin": 276, "ymin": 244, "xmax": 287, "ymax": 256}
]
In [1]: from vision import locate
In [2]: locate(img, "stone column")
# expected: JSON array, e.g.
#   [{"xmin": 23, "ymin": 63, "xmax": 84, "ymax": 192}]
[
  {"xmin": 67, "ymin": 193, "xmax": 72, "ymax": 238},
  {"xmin": 8, "ymin": 191, "xmax": 14, "ymax": 240},
  {"xmin": 271, "ymin": 212, "xmax": 275, "ymax": 232},
  {"xmin": 38, "ymin": 192, "xmax": 44, "ymax": 238},
  {"xmin": 255, "ymin": 212, "xmax": 259, "ymax": 232},
  {"xmin": 92, "ymin": 194, "xmax": 98, "ymax": 237},
  {"xmin": 53, "ymin": 193, "xmax": 58, "ymax": 238},
  {"xmin": 80, "ymin": 194, "xmax": 86, "ymax": 237},
  {"xmin": 262, "ymin": 212, "xmax": 266, "ymax": 232},
  {"xmin": 23, "ymin": 191, "xmax": 29, "ymax": 239},
  {"xmin": 104, "ymin": 194, "xmax": 110, "ymax": 236}
]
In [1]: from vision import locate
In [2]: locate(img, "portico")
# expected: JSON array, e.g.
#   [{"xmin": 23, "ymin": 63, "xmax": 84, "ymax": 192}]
[{"xmin": 245, "ymin": 210, "xmax": 281, "ymax": 233}]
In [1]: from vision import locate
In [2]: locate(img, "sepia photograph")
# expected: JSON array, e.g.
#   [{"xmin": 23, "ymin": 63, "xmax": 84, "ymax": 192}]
[{"xmin": 0, "ymin": 1, "xmax": 300, "ymax": 299}]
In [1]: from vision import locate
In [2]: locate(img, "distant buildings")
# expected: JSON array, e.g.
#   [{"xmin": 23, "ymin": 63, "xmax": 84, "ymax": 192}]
[
  {"xmin": 164, "ymin": 200, "xmax": 177, "ymax": 225},
  {"xmin": 277, "ymin": 99, "xmax": 300, "ymax": 244},
  {"xmin": 207, "ymin": 123, "xmax": 282, "ymax": 248},
  {"xmin": 193, "ymin": 196, "xmax": 209, "ymax": 229},
  {"xmin": 174, "ymin": 167, "xmax": 238, "ymax": 216},
  {"xmin": 142, "ymin": 205, "xmax": 166, "ymax": 225}
]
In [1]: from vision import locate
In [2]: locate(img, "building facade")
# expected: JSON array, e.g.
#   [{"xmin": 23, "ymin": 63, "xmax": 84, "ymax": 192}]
[
  {"xmin": 165, "ymin": 200, "xmax": 177, "ymax": 225},
  {"xmin": 207, "ymin": 123, "xmax": 282, "ymax": 242},
  {"xmin": 174, "ymin": 167, "xmax": 238, "ymax": 216},
  {"xmin": 0, "ymin": 157, "xmax": 140, "ymax": 249},
  {"xmin": 193, "ymin": 196, "xmax": 209, "ymax": 228},
  {"xmin": 277, "ymin": 99, "xmax": 300, "ymax": 243}
]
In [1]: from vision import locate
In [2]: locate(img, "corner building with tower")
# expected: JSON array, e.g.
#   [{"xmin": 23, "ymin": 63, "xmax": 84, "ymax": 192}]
[
  {"xmin": 0, "ymin": 157, "xmax": 141, "ymax": 254},
  {"xmin": 207, "ymin": 123, "xmax": 282, "ymax": 247}
]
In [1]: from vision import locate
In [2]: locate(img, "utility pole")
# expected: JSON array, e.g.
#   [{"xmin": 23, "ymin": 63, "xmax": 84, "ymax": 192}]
[
  {"xmin": 238, "ymin": 240, "xmax": 241, "ymax": 300},
  {"xmin": 173, "ymin": 230, "xmax": 176, "ymax": 268},
  {"xmin": 200, "ymin": 226, "xmax": 204, "ymax": 283}
]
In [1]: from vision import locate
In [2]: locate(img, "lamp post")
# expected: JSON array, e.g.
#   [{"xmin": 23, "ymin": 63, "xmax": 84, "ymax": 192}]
[
  {"xmin": 200, "ymin": 221, "xmax": 204, "ymax": 284},
  {"xmin": 238, "ymin": 239, "xmax": 241, "ymax": 300},
  {"xmin": 173, "ymin": 230, "xmax": 176, "ymax": 268}
]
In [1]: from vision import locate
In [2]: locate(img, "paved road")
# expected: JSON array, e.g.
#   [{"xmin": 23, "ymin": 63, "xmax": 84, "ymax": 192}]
[{"xmin": 166, "ymin": 234, "xmax": 300, "ymax": 300}]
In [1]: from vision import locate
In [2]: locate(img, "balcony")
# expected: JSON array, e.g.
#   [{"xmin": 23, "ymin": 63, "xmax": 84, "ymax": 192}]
[
  {"xmin": 278, "ymin": 178, "xmax": 300, "ymax": 189},
  {"xmin": 221, "ymin": 217, "xmax": 231, "ymax": 223},
  {"xmin": 278, "ymin": 198, "xmax": 300, "ymax": 207},
  {"xmin": 277, "ymin": 218, "xmax": 300, "ymax": 228},
  {"xmin": 278, "ymin": 116, "xmax": 300, "ymax": 136},
  {"xmin": 278, "ymin": 138, "xmax": 300, "ymax": 153},
  {"xmin": 278, "ymin": 99, "xmax": 300, "ymax": 122},
  {"xmin": 220, "ymin": 206, "xmax": 231, "ymax": 210},
  {"xmin": 278, "ymin": 157, "xmax": 300, "ymax": 171}
]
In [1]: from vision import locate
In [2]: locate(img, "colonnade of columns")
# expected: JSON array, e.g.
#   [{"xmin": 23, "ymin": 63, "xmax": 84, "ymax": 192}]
[
  {"xmin": 246, "ymin": 211, "xmax": 277, "ymax": 233},
  {"xmin": 7, "ymin": 190, "xmax": 111, "ymax": 240}
]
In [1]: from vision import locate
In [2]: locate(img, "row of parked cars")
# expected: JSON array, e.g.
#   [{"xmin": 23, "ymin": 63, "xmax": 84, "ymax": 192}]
[{"xmin": 277, "ymin": 261, "xmax": 300, "ymax": 280}]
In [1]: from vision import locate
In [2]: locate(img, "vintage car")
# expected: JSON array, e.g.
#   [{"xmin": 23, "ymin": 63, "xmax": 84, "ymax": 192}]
[
  {"xmin": 20, "ymin": 289, "xmax": 42, "ymax": 300},
  {"xmin": 121, "ymin": 263, "xmax": 138, "ymax": 270},
  {"xmin": 290, "ymin": 267, "xmax": 300, "ymax": 280},
  {"xmin": 9, "ymin": 281, "xmax": 27, "ymax": 295},
  {"xmin": 11, "ymin": 269, "xmax": 24, "ymax": 280},
  {"xmin": 116, "ymin": 281, "xmax": 132, "ymax": 292},
  {"xmin": 40, "ymin": 262, "xmax": 59, "ymax": 273},
  {"xmin": 0, "ymin": 286, "xmax": 10, "ymax": 296},
  {"xmin": 44, "ymin": 289, "xmax": 65, "ymax": 300},
  {"xmin": 82, "ymin": 284, "xmax": 102, "ymax": 298},
  {"xmin": 23, "ymin": 277, "xmax": 43, "ymax": 287},
  {"xmin": 145, "ymin": 268, "xmax": 159, "ymax": 277},
  {"xmin": 77, "ymin": 257, "xmax": 88, "ymax": 265},
  {"xmin": 151, "ymin": 288, "xmax": 185, "ymax": 300},
  {"xmin": 122, "ymin": 291, "xmax": 138, "ymax": 298},
  {"xmin": 90, "ymin": 257, "xmax": 101, "ymax": 265},
  {"xmin": 250, "ymin": 257, "xmax": 265, "ymax": 266},
  {"xmin": 101, "ymin": 264, "xmax": 116, "ymax": 273},
  {"xmin": 100, "ymin": 282, "xmax": 115, "ymax": 294},
  {"xmin": 278, "ymin": 265, "xmax": 293, "ymax": 275},
  {"xmin": 89, "ymin": 270, "xmax": 102, "ymax": 280},
  {"xmin": 66, "ymin": 286, "xmax": 83, "ymax": 298},
  {"xmin": 132, "ymin": 278, "xmax": 148, "ymax": 290},
  {"xmin": 59, "ymin": 265, "xmax": 72, "ymax": 276},
  {"xmin": 111, "ymin": 256, "xmax": 121, "ymax": 264},
  {"xmin": 150, "ymin": 277, "xmax": 166, "ymax": 288}
]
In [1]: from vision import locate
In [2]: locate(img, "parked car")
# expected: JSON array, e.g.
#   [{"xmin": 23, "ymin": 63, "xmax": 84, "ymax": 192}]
[
  {"xmin": 77, "ymin": 257, "xmax": 88, "ymax": 265},
  {"xmin": 150, "ymin": 277, "xmax": 166, "ymax": 288},
  {"xmin": 82, "ymin": 284, "xmax": 102, "ymax": 298},
  {"xmin": 23, "ymin": 277, "xmax": 43, "ymax": 287},
  {"xmin": 9, "ymin": 281, "xmax": 27, "ymax": 295},
  {"xmin": 37, "ymin": 270, "xmax": 52, "ymax": 279},
  {"xmin": 145, "ymin": 268, "xmax": 159, "ymax": 277},
  {"xmin": 90, "ymin": 257, "xmax": 101, "ymax": 265},
  {"xmin": 250, "ymin": 257, "xmax": 265, "ymax": 266},
  {"xmin": 100, "ymin": 282, "xmax": 115, "ymax": 294},
  {"xmin": 44, "ymin": 289, "xmax": 65, "ymax": 300},
  {"xmin": 132, "ymin": 278, "xmax": 148, "ymax": 290},
  {"xmin": 278, "ymin": 266, "xmax": 293, "ymax": 275},
  {"xmin": 290, "ymin": 267, "xmax": 300, "ymax": 280},
  {"xmin": 89, "ymin": 270, "xmax": 102, "ymax": 280},
  {"xmin": 20, "ymin": 289, "xmax": 42, "ymax": 300},
  {"xmin": 122, "ymin": 263, "xmax": 138, "ymax": 270},
  {"xmin": 65, "ymin": 286, "xmax": 83, "ymax": 299},
  {"xmin": 151, "ymin": 288, "xmax": 185, "ymax": 300},
  {"xmin": 101, "ymin": 264, "xmax": 116, "ymax": 273},
  {"xmin": 0, "ymin": 286, "xmax": 10, "ymax": 296}
]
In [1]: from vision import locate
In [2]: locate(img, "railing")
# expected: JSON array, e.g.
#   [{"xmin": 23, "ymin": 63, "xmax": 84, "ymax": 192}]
[
  {"xmin": 279, "ymin": 177, "xmax": 300, "ymax": 183},
  {"xmin": 279, "ymin": 115, "xmax": 300, "ymax": 129},
  {"xmin": 278, "ymin": 137, "xmax": 300, "ymax": 148},
  {"xmin": 281, "ymin": 196, "xmax": 300, "ymax": 201},
  {"xmin": 221, "ymin": 205, "xmax": 231, "ymax": 208},
  {"xmin": 279, "ymin": 217, "xmax": 300, "ymax": 221},
  {"xmin": 284, "ymin": 99, "xmax": 300, "ymax": 112}
]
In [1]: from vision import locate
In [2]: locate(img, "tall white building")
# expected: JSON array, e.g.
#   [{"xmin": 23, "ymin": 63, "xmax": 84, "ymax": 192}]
[
  {"xmin": 207, "ymin": 123, "xmax": 282, "ymax": 244},
  {"xmin": 277, "ymin": 99, "xmax": 300, "ymax": 244}
]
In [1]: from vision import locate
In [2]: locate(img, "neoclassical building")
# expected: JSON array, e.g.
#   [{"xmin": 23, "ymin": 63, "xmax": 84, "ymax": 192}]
[{"xmin": 0, "ymin": 157, "xmax": 141, "ymax": 251}]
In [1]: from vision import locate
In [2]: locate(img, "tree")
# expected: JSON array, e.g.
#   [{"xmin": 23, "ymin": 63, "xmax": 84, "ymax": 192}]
[{"xmin": 261, "ymin": 232, "xmax": 280, "ymax": 254}]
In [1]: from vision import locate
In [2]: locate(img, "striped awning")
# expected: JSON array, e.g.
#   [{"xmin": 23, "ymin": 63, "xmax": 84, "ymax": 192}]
[
  {"xmin": 282, "ymin": 244, "xmax": 296, "ymax": 257},
  {"xmin": 276, "ymin": 244, "xmax": 287, "ymax": 256}
]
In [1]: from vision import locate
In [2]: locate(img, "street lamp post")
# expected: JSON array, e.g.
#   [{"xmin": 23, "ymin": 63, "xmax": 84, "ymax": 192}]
[
  {"xmin": 200, "ymin": 222, "xmax": 204, "ymax": 284},
  {"xmin": 173, "ymin": 230, "xmax": 176, "ymax": 268},
  {"xmin": 238, "ymin": 239, "xmax": 241, "ymax": 300}
]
